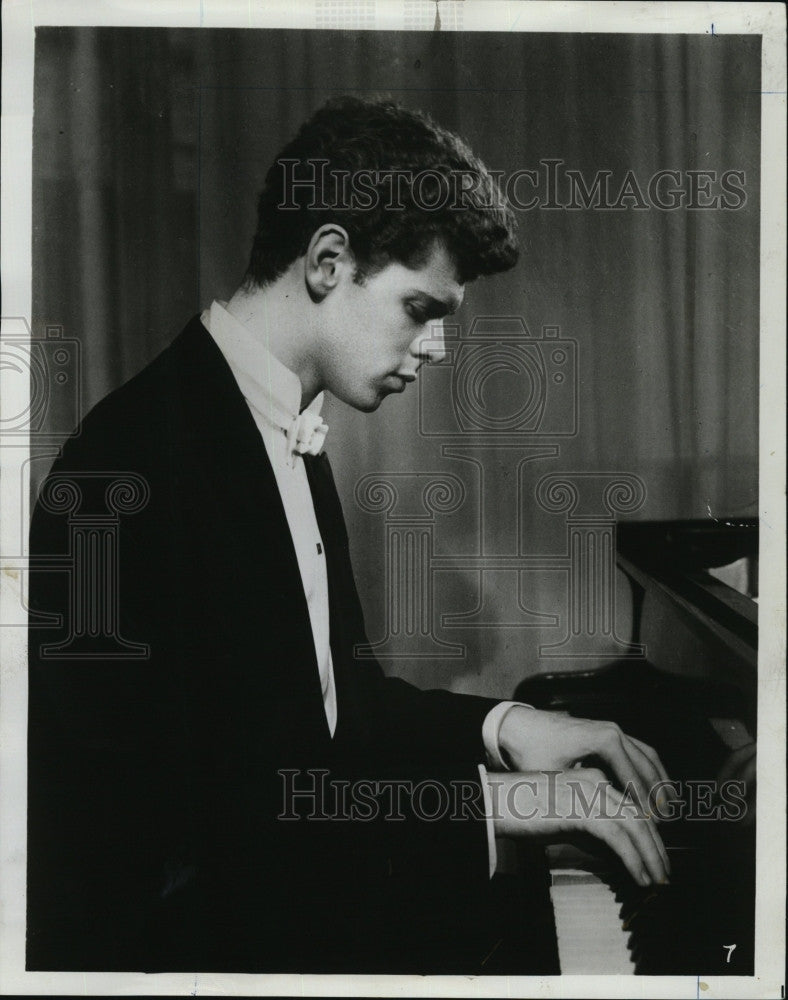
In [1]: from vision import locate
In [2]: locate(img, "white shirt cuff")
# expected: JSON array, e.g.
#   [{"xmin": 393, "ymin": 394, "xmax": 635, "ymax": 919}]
[
  {"xmin": 478, "ymin": 763, "xmax": 498, "ymax": 879},
  {"xmin": 482, "ymin": 701, "xmax": 533, "ymax": 771}
]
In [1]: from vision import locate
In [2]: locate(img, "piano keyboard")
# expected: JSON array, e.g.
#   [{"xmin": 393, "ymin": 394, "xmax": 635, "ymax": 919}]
[
  {"xmin": 548, "ymin": 844, "xmax": 636, "ymax": 974},
  {"xmin": 550, "ymin": 868, "xmax": 636, "ymax": 974},
  {"xmin": 546, "ymin": 827, "xmax": 755, "ymax": 975}
]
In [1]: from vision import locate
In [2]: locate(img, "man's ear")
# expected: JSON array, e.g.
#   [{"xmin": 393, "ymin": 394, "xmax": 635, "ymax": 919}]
[{"xmin": 304, "ymin": 224, "xmax": 354, "ymax": 301}]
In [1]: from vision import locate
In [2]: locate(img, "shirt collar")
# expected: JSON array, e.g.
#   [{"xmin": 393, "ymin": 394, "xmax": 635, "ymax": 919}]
[{"xmin": 201, "ymin": 299, "xmax": 324, "ymax": 432}]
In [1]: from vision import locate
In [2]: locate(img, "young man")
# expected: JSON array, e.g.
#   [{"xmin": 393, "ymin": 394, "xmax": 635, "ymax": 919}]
[{"xmin": 27, "ymin": 96, "xmax": 670, "ymax": 974}]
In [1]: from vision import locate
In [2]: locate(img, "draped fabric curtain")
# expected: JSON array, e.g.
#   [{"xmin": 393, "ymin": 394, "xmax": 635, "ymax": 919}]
[{"xmin": 32, "ymin": 26, "xmax": 760, "ymax": 697}]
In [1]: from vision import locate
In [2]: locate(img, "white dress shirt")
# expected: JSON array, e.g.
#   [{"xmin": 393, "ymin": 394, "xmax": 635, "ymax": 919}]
[
  {"xmin": 202, "ymin": 300, "xmax": 337, "ymax": 735},
  {"xmin": 201, "ymin": 300, "xmax": 527, "ymax": 875}
]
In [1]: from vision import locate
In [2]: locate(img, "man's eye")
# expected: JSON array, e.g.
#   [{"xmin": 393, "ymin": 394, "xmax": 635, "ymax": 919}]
[{"xmin": 406, "ymin": 304, "xmax": 428, "ymax": 324}]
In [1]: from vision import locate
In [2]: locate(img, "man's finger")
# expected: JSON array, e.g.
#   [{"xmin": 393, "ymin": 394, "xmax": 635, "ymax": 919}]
[
  {"xmin": 626, "ymin": 735, "xmax": 681, "ymax": 811},
  {"xmin": 640, "ymin": 810, "xmax": 671, "ymax": 877},
  {"xmin": 622, "ymin": 738, "xmax": 672, "ymax": 816},
  {"xmin": 575, "ymin": 780, "xmax": 669, "ymax": 886},
  {"xmin": 629, "ymin": 735, "xmax": 673, "ymax": 788},
  {"xmin": 602, "ymin": 789, "xmax": 669, "ymax": 885},
  {"xmin": 590, "ymin": 726, "xmax": 652, "ymax": 813},
  {"xmin": 591, "ymin": 818, "xmax": 650, "ymax": 887}
]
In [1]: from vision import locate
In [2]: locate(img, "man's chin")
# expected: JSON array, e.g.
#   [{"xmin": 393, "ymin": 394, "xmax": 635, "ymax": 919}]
[
  {"xmin": 358, "ymin": 396, "xmax": 383, "ymax": 413},
  {"xmin": 350, "ymin": 387, "xmax": 387, "ymax": 413},
  {"xmin": 336, "ymin": 384, "xmax": 389, "ymax": 413}
]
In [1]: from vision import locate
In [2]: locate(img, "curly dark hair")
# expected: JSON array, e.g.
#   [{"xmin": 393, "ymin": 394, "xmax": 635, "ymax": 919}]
[{"xmin": 244, "ymin": 96, "xmax": 519, "ymax": 287}]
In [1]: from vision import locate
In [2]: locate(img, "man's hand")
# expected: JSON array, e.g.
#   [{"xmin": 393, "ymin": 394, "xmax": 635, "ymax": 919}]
[
  {"xmin": 487, "ymin": 769, "xmax": 671, "ymax": 887},
  {"xmin": 498, "ymin": 707, "xmax": 675, "ymax": 815}
]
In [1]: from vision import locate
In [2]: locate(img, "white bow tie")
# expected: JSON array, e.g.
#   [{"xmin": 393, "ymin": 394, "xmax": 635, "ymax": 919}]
[{"xmin": 286, "ymin": 408, "xmax": 329, "ymax": 466}]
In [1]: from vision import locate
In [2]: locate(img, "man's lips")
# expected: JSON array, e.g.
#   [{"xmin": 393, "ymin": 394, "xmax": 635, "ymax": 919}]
[
  {"xmin": 386, "ymin": 372, "xmax": 416, "ymax": 392},
  {"xmin": 382, "ymin": 372, "xmax": 417, "ymax": 394}
]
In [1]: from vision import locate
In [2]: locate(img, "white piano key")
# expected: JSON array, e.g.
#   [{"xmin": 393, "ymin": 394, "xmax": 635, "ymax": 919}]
[{"xmin": 550, "ymin": 871, "xmax": 637, "ymax": 974}]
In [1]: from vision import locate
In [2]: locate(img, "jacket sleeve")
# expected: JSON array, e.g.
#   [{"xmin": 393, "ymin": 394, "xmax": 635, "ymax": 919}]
[{"xmin": 26, "ymin": 430, "xmax": 202, "ymax": 970}]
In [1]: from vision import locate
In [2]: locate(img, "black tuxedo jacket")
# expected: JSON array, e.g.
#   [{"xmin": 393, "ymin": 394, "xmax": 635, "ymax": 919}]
[{"xmin": 27, "ymin": 316, "xmax": 502, "ymax": 973}]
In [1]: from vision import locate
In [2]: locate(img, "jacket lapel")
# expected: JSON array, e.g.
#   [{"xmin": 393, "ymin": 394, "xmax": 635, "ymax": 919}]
[
  {"xmin": 304, "ymin": 451, "xmax": 377, "ymax": 747},
  {"xmin": 163, "ymin": 317, "xmax": 331, "ymax": 745}
]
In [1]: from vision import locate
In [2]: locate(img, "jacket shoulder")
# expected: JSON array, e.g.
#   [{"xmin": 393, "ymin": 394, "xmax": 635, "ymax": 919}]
[{"xmin": 51, "ymin": 315, "xmax": 214, "ymax": 473}]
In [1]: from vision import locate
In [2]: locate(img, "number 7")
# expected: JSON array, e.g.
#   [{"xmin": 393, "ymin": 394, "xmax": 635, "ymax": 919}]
[{"xmin": 724, "ymin": 944, "xmax": 737, "ymax": 963}]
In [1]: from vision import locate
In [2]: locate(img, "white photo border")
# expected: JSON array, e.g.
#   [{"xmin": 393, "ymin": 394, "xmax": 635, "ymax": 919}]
[{"xmin": 1, "ymin": 2, "xmax": 785, "ymax": 997}]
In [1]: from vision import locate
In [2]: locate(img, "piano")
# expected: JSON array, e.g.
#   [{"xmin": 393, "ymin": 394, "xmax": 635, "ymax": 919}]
[{"xmin": 496, "ymin": 519, "xmax": 758, "ymax": 976}]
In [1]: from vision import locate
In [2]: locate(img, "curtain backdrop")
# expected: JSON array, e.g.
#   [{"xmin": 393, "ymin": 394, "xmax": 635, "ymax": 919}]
[{"xmin": 32, "ymin": 26, "xmax": 760, "ymax": 697}]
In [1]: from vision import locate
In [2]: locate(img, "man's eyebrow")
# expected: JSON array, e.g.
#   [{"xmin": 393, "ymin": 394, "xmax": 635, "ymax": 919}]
[{"xmin": 406, "ymin": 290, "xmax": 462, "ymax": 315}]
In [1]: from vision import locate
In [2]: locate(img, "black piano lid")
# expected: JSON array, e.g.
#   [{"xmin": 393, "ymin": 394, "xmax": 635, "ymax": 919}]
[
  {"xmin": 616, "ymin": 518, "xmax": 758, "ymax": 572},
  {"xmin": 616, "ymin": 518, "xmax": 758, "ymax": 664}
]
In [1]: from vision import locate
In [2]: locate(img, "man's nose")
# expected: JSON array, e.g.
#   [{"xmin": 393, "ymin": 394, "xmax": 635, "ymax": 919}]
[{"xmin": 412, "ymin": 320, "xmax": 447, "ymax": 366}]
